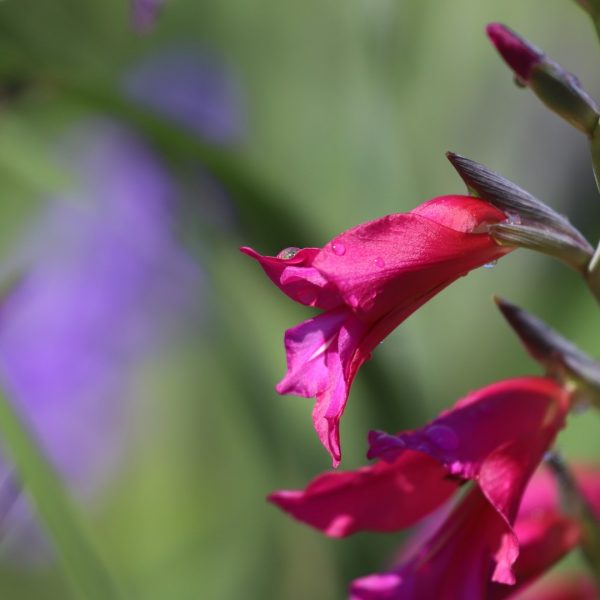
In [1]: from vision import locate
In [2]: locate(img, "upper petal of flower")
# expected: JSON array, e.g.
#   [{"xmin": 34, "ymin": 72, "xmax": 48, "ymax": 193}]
[
  {"xmin": 313, "ymin": 195, "xmax": 509, "ymax": 315},
  {"xmin": 240, "ymin": 246, "xmax": 343, "ymax": 309},
  {"xmin": 368, "ymin": 377, "xmax": 569, "ymax": 480}
]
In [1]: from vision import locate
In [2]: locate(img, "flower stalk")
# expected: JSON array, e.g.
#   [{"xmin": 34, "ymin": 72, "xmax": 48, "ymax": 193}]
[
  {"xmin": 546, "ymin": 452, "xmax": 600, "ymax": 590},
  {"xmin": 495, "ymin": 297, "xmax": 600, "ymax": 407}
]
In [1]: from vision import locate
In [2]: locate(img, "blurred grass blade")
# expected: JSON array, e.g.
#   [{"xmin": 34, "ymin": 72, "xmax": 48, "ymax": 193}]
[{"xmin": 0, "ymin": 387, "xmax": 123, "ymax": 600}]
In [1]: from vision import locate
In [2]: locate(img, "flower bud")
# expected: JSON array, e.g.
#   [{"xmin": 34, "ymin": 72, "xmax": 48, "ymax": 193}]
[
  {"xmin": 447, "ymin": 153, "xmax": 593, "ymax": 270},
  {"xmin": 487, "ymin": 23, "xmax": 600, "ymax": 136},
  {"xmin": 495, "ymin": 297, "xmax": 600, "ymax": 406},
  {"xmin": 486, "ymin": 23, "xmax": 544, "ymax": 83}
]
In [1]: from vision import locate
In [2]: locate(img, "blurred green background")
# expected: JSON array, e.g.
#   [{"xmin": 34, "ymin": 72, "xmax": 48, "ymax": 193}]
[{"xmin": 0, "ymin": 0, "xmax": 599, "ymax": 598}]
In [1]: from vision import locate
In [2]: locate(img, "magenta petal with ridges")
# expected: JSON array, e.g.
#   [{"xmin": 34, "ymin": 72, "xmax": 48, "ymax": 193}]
[
  {"xmin": 268, "ymin": 450, "xmax": 459, "ymax": 537},
  {"xmin": 313, "ymin": 196, "xmax": 508, "ymax": 317},
  {"xmin": 368, "ymin": 378, "xmax": 568, "ymax": 479}
]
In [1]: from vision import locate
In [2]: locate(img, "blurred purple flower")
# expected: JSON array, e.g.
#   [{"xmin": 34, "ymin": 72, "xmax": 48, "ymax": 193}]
[
  {"xmin": 0, "ymin": 120, "xmax": 202, "ymax": 559},
  {"xmin": 123, "ymin": 46, "xmax": 244, "ymax": 144},
  {"xmin": 130, "ymin": 0, "xmax": 165, "ymax": 33}
]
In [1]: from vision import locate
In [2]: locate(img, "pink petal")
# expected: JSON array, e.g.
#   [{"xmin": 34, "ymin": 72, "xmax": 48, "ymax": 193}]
[
  {"xmin": 276, "ymin": 308, "xmax": 348, "ymax": 399},
  {"xmin": 268, "ymin": 450, "xmax": 459, "ymax": 537},
  {"xmin": 351, "ymin": 487, "xmax": 513, "ymax": 599},
  {"xmin": 368, "ymin": 378, "xmax": 568, "ymax": 480},
  {"xmin": 240, "ymin": 246, "xmax": 342, "ymax": 309},
  {"xmin": 488, "ymin": 512, "xmax": 580, "ymax": 600},
  {"xmin": 276, "ymin": 308, "xmax": 367, "ymax": 466},
  {"xmin": 313, "ymin": 195, "xmax": 509, "ymax": 315}
]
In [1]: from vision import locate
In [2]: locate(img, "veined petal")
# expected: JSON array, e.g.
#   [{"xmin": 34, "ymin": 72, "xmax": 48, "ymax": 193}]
[
  {"xmin": 368, "ymin": 378, "xmax": 569, "ymax": 480},
  {"xmin": 276, "ymin": 308, "xmax": 367, "ymax": 466},
  {"xmin": 268, "ymin": 450, "xmax": 459, "ymax": 537},
  {"xmin": 350, "ymin": 487, "xmax": 512, "ymax": 600},
  {"xmin": 276, "ymin": 308, "xmax": 349, "ymax": 399},
  {"xmin": 313, "ymin": 196, "xmax": 510, "ymax": 315}
]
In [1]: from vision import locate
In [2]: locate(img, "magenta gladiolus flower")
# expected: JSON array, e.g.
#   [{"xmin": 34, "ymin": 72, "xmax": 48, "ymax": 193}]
[
  {"xmin": 243, "ymin": 195, "xmax": 512, "ymax": 465},
  {"xmin": 269, "ymin": 377, "xmax": 572, "ymax": 596}
]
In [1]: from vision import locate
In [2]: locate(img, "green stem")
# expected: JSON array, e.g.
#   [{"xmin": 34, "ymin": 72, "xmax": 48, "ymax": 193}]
[
  {"xmin": 547, "ymin": 452, "xmax": 600, "ymax": 590},
  {"xmin": 0, "ymin": 388, "xmax": 123, "ymax": 600},
  {"xmin": 584, "ymin": 240, "xmax": 600, "ymax": 304},
  {"xmin": 589, "ymin": 120, "xmax": 600, "ymax": 196}
]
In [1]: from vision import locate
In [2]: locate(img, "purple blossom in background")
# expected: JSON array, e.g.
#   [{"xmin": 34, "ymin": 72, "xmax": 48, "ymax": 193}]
[
  {"xmin": 123, "ymin": 46, "xmax": 244, "ymax": 145},
  {"xmin": 130, "ymin": 0, "xmax": 165, "ymax": 33},
  {"xmin": 0, "ymin": 120, "xmax": 201, "ymax": 560}
]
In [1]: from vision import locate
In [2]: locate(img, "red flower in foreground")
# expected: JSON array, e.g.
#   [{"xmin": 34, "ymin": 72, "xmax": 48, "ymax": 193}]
[
  {"xmin": 242, "ymin": 195, "xmax": 511, "ymax": 465},
  {"xmin": 269, "ymin": 377, "xmax": 572, "ymax": 597}
]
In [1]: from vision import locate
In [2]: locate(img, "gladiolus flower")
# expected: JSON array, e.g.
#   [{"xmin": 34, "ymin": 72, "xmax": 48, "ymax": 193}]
[
  {"xmin": 242, "ymin": 196, "xmax": 512, "ymax": 465},
  {"xmin": 269, "ymin": 377, "xmax": 572, "ymax": 597}
]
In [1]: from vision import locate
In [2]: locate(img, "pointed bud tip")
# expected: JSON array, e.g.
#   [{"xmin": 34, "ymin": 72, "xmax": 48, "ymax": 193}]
[
  {"xmin": 445, "ymin": 151, "xmax": 462, "ymax": 168},
  {"xmin": 494, "ymin": 295, "xmax": 519, "ymax": 322},
  {"xmin": 486, "ymin": 22, "xmax": 543, "ymax": 82}
]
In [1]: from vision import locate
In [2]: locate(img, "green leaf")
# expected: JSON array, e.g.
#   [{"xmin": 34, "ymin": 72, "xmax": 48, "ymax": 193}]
[{"xmin": 0, "ymin": 388, "xmax": 124, "ymax": 600}]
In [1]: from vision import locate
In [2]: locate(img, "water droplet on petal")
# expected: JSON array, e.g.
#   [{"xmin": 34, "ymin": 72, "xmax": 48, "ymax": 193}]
[
  {"xmin": 425, "ymin": 425, "xmax": 460, "ymax": 451},
  {"xmin": 375, "ymin": 257, "xmax": 385, "ymax": 268},
  {"xmin": 483, "ymin": 260, "xmax": 498, "ymax": 270},
  {"xmin": 332, "ymin": 242, "xmax": 346, "ymax": 256},
  {"xmin": 277, "ymin": 246, "xmax": 301, "ymax": 259}
]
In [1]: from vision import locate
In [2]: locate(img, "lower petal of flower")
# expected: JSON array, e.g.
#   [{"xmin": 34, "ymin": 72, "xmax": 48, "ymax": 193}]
[
  {"xmin": 268, "ymin": 450, "xmax": 459, "ymax": 537},
  {"xmin": 276, "ymin": 308, "xmax": 367, "ymax": 466}
]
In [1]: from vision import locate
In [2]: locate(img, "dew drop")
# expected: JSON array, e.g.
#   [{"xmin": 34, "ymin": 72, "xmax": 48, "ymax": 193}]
[
  {"xmin": 375, "ymin": 257, "xmax": 385, "ymax": 268},
  {"xmin": 483, "ymin": 260, "xmax": 498, "ymax": 270},
  {"xmin": 425, "ymin": 425, "xmax": 460, "ymax": 451},
  {"xmin": 332, "ymin": 242, "xmax": 346, "ymax": 256},
  {"xmin": 277, "ymin": 246, "xmax": 300, "ymax": 259}
]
